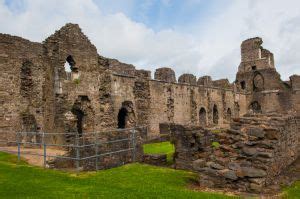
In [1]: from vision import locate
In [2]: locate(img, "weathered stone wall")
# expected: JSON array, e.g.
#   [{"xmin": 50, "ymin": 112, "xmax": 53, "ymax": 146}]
[
  {"xmin": 0, "ymin": 34, "xmax": 45, "ymax": 144},
  {"xmin": 170, "ymin": 114, "xmax": 300, "ymax": 192}
]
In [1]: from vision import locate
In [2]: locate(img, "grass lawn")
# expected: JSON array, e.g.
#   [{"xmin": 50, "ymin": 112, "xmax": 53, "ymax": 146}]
[
  {"xmin": 0, "ymin": 152, "xmax": 233, "ymax": 199},
  {"xmin": 143, "ymin": 141, "xmax": 175, "ymax": 163}
]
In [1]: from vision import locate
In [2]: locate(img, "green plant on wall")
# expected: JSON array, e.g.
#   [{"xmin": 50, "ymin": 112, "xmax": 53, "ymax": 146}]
[
  {"xmin": 211, "ymin": 141, "xmax": 220, "ymax": 149},
  {"xmin": 73, "ymin": 78, "xmax": 80, "ymax": 85}
]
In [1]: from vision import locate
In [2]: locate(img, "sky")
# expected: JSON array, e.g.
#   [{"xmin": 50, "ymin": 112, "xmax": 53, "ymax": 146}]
[{"xmin": 0, "ymin": 0, "xmax": 299, "ymax": 81}]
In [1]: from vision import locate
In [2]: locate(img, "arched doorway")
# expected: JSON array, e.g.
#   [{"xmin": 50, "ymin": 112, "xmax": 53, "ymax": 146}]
[
  {"xmin": 199, "ymin": 107, "xmax": 207, "ymax": 127},
  {"xmin": 249, "ymin": 101, "xmax": 262, "ymax": 113},
  {"xmin": 71, "ymin": 96, "xmax": 94, "ymax": 136},
  {"xmin": 226, "ymin": 108, "xmax": 232, "ymax": 122},
  {"xmin": 118, "ymin": 108, "xmax": 128, "ymax": 129},
  {"xmin": 117, "ymin": 101, "xmax": 135, "ymax": 129},
  {"xmin": 213, "ymin": 104, "xmax": 219, "ymax": 124}
]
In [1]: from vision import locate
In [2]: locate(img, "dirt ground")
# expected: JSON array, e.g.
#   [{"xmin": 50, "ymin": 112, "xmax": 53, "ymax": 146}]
[{"xmin": 0, "ymin": 146, "xmax": 67, "ymax": 167}]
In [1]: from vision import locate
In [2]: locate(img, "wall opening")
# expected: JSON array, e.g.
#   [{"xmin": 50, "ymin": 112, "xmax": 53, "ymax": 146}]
[
  {"xmin": 213, "ymin": 105, "xmax": 219, "ymax": 124},
  {"xmin": 71, "ymin": 95, "xmax": 94, "ymax": 136},
  {"xmin": 240, "ymin": 81, "xmax": 246, "ymax": 90},
  {"xmin": 64, "ymin": 55, "xmax": 79, "ymax": 80},
  {"xmin": 117, "ymin": 101, "xmax": 135, "ymax": 129},
  {"xmin": 199, "ymin": 107, "xmax": 207, "ymax": 127},
  {"xmin": 226, "ymin": 108, "xmax": 232, "ymax": 122},
  {"xmin": 253, "ymin": 72, "xmax": 264, "ymax": 92},
  {"xmin": 118, "ymin": 108, "xmax": 128, "ymax": 129},
  {"xmin": 72, "ymin": 109, "xmax": 84, "ymax": 136},
  {"xmin": 252, "ymin": 65, "xmax": 257, "ymax": 70},
  {"xmin": 21, "ymin": 112, "xmax": 37, "ymax": 142},
  {"xmin": 249, "ymin": 101, "xmax": 262, "ymax": 113}
]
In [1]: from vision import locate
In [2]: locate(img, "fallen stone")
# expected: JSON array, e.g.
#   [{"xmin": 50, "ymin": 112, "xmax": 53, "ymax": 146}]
[
  {"xmin": 219, "ymin": 169, "xmax": 238, "ymax": 180},
  {"xmin": 240, "ymin": 167, "xmax": 267, "ymax": 178},
  {"xmin": 247, "ymin": 127, "xmax": 265, "ymax": 139}
]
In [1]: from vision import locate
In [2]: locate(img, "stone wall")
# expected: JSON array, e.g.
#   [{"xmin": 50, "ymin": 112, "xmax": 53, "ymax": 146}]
[{"xmin": 170, "ymin": 114, "xmax": 300, "ymax": 193}]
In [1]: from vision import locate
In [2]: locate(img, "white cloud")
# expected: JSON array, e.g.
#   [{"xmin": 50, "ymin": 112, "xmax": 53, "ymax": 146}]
[{"xmin": 0, "ymin": 0, "xmax": 299, "ymax": 81}]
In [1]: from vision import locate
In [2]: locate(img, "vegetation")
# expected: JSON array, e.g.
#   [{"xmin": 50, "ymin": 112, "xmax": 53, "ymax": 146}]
[
  {"xmin": 212, "ymin": 141, "xmax": 221, "ymax": 148},
  {"xmin": 0, "ymin": 152, "xmax": 233, "ymax": 199},
  {"xmin": 73, "ymin": 78, "xmax": 80, "ymax": 84},
  {"xmin": 143, "ymin": 141, "xmax": 175, "ymax": 163},
  {"xmin": 283, "ymin": 181, "xmax": 300, "ymax": 199}
]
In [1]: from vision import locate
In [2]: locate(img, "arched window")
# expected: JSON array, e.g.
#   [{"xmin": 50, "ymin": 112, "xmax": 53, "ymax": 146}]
[
  {"xmin": 253, "ymin": 72, "xmax": 264, "ymax": 92},
  {"xmin": 64, "ymin": 55, "xmax": 79, "ymax": 80},
  {"xmin": 213, "ymin": 104, "xmax": 219, "ymax": 124},
  {"xmin": 199, "ymin": 107, "xmax": 207, "ymax": 127}
]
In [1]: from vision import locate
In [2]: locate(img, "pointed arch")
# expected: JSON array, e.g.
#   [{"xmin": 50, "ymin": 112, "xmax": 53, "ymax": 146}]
[
  {"xmin": 213, "ymin": 104, "xmax": 219, "ymax": 124},
  {"xmin": 199, "ymin": 107, "xmax": 207, "ymax": 127}
]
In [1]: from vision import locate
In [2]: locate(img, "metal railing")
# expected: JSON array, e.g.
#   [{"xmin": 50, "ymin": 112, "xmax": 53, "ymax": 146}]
[{"xmin": 0, "ymin": 126, "xmax": 147, "ymax": 171}]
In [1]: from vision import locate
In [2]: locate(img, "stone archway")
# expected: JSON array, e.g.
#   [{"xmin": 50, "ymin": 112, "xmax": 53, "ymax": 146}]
[
  {"xmin": 71, "ymin": 96, "xmax": 95, "ymax": 136},
  {"xmin": 117, "ymin": 101, "xmax": 135, "ymax": 129},
  {"xmin": 226, "ymin": 108, "xmax": 232, "ymax": 122},
  {"xmin": 213, "ymin": 104, "xmax": 219, "ymax": 124},
  {"xmin": 249, "ymin": 101, "xmax": 262, "ymax": 113},
  {"xmin": 199, "ymin": 107, "xmax": 207, "ymax": 127}
]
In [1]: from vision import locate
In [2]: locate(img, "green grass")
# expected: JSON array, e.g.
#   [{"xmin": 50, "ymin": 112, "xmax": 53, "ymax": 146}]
[
  {"xmin": 283, "ymin": 181, "xmax": 300, "ymax": 199},
  {"xmin": 0, "ymin": 152, "xmax": 233, "ymax": 199},
  {"xmin": 143, "ymin": 141, "xmax": 175, "ymax": 163}
]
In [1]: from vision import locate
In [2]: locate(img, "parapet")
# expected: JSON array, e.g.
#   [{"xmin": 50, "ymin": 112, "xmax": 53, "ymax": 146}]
[
  {"xmin": 178, "ymin": 74, "xmax": 197, "ymax": 85},
  {"xmin": 154, "ymin": 67, "xmax": 176, "ymax": 83},
  {"xmin": 135, "ymin": 69, "xmax": 151, "ymax": 79},
  {"xmin": 197, "ymin": 76, "xmax": 212, "ymax": 86},
  {"xmin": 109, "ymin": 59, "xmax": 136, "ymax": 76},
  {"xmin": 212, "ymin": 79, "xmax": 232, "ymax": 89},
  {"xmin": 290, "ymin": 75, "xmax": 300, "ymax": 90}
]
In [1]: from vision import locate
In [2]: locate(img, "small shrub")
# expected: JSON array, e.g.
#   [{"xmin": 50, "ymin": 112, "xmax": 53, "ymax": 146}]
[
  {"xmin": 211, "ymin": 141, "xmax": 220, "ymax": 148},
  {"xmin": 73, "ymin": 78, "xmax": 80, "ymax": 84}
]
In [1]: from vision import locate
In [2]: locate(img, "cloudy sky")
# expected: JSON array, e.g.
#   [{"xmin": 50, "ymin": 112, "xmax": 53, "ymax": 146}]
[{"xmin": 0, "ymin": 0, "xmax": 299, "ymax": 81}]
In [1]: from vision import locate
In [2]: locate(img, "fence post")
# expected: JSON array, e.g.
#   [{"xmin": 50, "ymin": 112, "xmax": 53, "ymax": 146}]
[
  {"xmin": 75, "ymin": 133, "xmax": 80, "ymax": 172},
  {"xmin": 95, "ymin": 132, "xmax": 99, "ymax": 171},
  {"xmin": 43, "ymin": 132, "xmax": 46, "ymax": 168},
  {"xmin": 131, "ymin": 128, "xmax": 136, "ymax": 162},
  {"xmin": 17, "ymin": 132, "xmax": 20, "ymax": 162}
]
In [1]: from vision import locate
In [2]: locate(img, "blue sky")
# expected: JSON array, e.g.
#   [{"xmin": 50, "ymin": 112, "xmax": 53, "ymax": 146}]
[
  {"xmin": 1, "ymin": 0, "xmax": 300, "ymax": 81},
  {"xmin": 94, "ymin": 0, "xmax": 224, "ymax": 32}
]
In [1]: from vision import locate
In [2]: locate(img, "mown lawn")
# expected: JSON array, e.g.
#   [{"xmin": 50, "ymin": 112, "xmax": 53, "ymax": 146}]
[
  {"xmin": 0, "ymin": 152, "xmax": 233, "ymax": 199},
  {"xmin": 143, "ymin": 141, "xmax": 175, "ymax": 163}
]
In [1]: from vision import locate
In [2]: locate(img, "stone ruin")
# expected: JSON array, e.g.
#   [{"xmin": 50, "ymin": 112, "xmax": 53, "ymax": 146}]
[
  {"xmin": 0, "ymin": 23, "xmax": 299, "ymax": 191},
  {"xmin": 169, "ymin": 114, "xmax": 300, "ymax": 193}
]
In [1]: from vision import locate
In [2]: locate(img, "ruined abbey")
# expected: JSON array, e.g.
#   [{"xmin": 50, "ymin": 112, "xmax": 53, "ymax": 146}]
[{"xmin": 0, "ymin": 23, "xmax": 299, "ymax": 192}]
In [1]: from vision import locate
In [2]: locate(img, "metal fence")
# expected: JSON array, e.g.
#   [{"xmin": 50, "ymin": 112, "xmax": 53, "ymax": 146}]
[{"xmin": 0, "ymin": 127, "xmax": 146, "ymax": 171}]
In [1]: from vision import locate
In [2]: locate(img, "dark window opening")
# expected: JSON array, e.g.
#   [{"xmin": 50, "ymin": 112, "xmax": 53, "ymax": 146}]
[
  {"xmin": 249, "ymin": 101, "xmax": 262, "ymax": 113},
  {"xmin": 118, "ymin": 107, "xmax": 128, "ymax": 129},
  {"xmin": 226, "ymin": 108, "xmax": 232, "ymax": 122},
  {"xmin": 213, "ymin": 105, "xmax": 219, "ymax": 124},
  {"xmin": 199, "ymin": 107, "xmax": 207, "ymax": 127},
  {"xmin": 240, "ymin": 81, "xmax": 246, "ymax": 90},
  {"xmin": 252, "ymin": 65, "xmax": 257, "ymax": 70}
]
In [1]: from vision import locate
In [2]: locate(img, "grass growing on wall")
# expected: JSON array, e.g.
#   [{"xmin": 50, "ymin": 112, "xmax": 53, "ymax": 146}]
[
  {"xmin": 0, "ymin": 152, "xmax": 233, "ymax": 199},
  {"xmin": 143, "ymin": 141, "xmax": 175, "ymax": 163}
]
